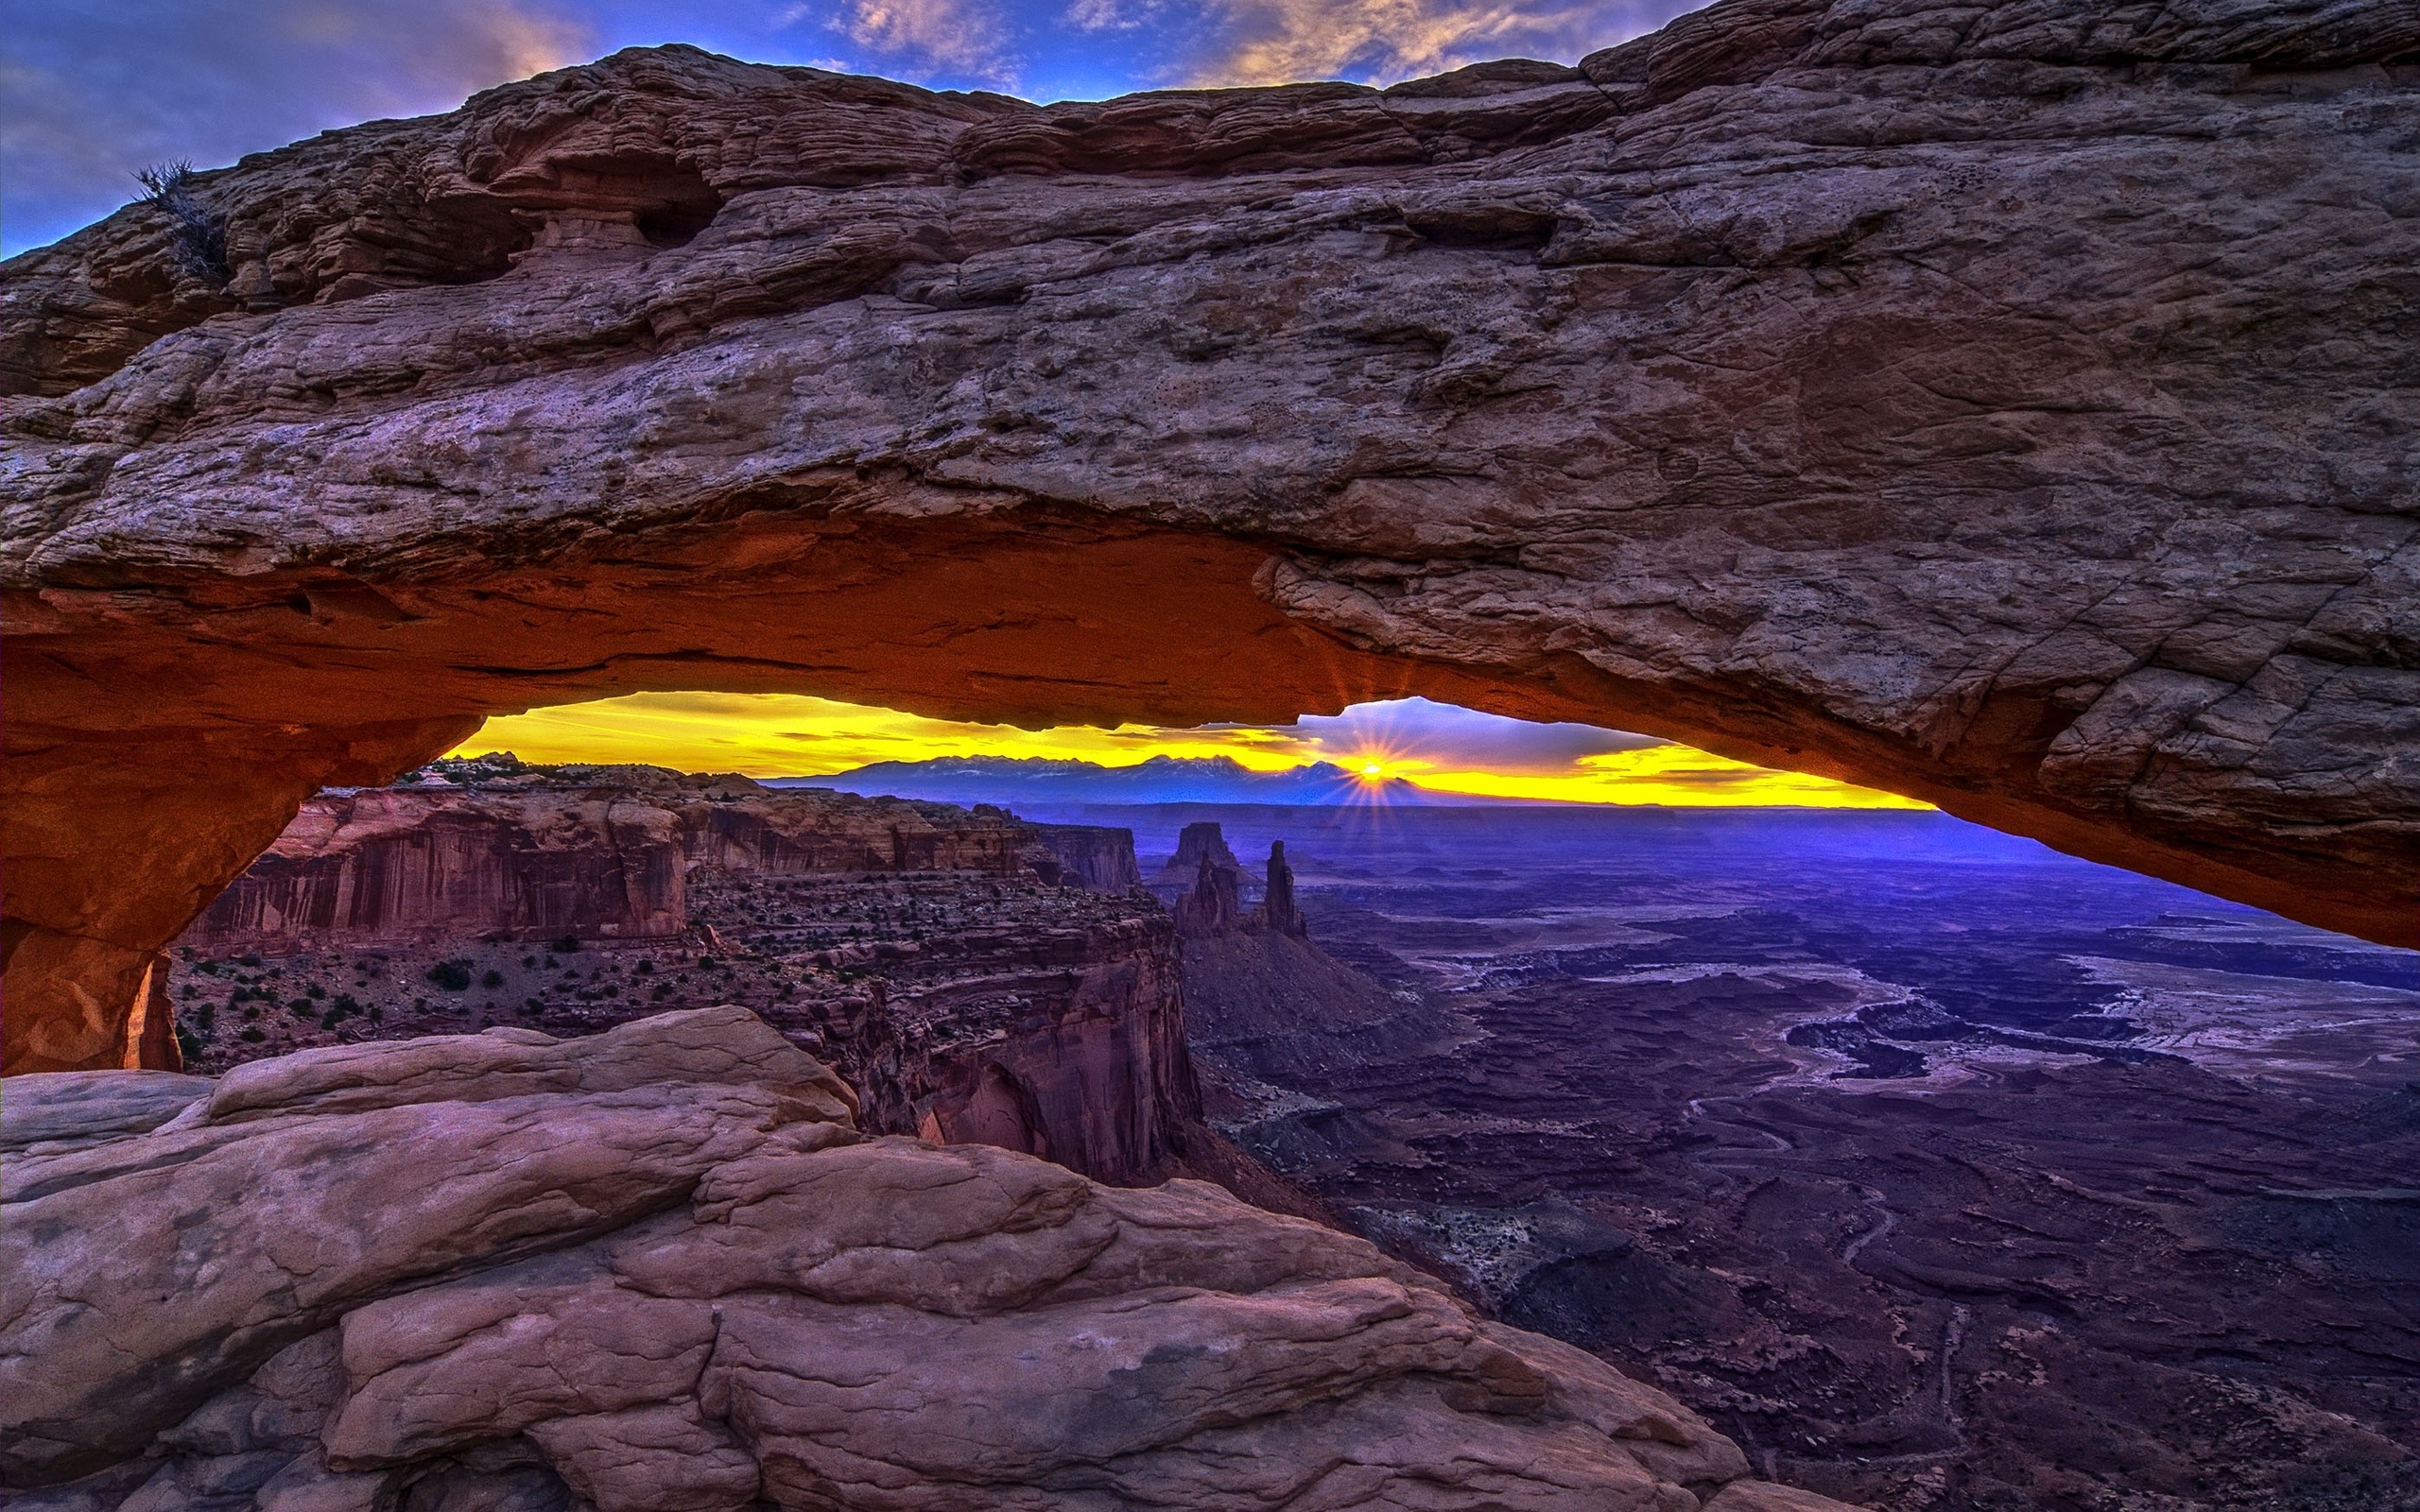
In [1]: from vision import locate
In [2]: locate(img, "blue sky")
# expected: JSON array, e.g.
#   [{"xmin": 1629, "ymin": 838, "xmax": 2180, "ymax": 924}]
[{"xmin": 1, "ymin": 0, "xmax": 1703, "ymax": 258}]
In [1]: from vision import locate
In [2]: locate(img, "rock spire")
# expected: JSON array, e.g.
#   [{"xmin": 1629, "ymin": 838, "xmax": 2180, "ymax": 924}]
[{"xmin": 1263, "ymin": 840, "xmax": 1308, "ymax": 938}]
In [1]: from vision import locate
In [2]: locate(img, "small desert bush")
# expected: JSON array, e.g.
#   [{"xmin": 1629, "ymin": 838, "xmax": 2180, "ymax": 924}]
[{"xmin": 133, "ymin": 162, "xmax": 230, "ymax": 284}]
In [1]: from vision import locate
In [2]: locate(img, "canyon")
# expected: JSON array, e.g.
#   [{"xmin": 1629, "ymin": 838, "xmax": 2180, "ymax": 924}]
[
  {"xmin": 1115, "ymin": 803, "xmax": 2420, "ymax": 1512},
  {"xmin": 10, "ymin": 769, "xmax": 1873, "ymax": 1511},
  {"xmin": 6, "ymin": 0, "xmax": 2418, "ymax": 1070},
  {"xmin": 5, "ymin": 0, "xmax": 2416, "ymax": 1505},
  {"xmin": 123, "ymin": 778, "xmax": 2420, "ymax": 1509},
  {"xmin": 157, "ymin": 755, "xmax": 1218, "ymax": 1191}
]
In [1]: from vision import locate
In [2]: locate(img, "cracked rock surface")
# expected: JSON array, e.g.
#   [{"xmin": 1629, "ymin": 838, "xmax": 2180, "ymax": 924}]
[
  {"xmin": 1, "ymin": 1006, "xmax": 1846, "ymax": 1511},
  {"xmin": 4, "ymin": 0, "xmax": 2416, "ymax": 1070}
]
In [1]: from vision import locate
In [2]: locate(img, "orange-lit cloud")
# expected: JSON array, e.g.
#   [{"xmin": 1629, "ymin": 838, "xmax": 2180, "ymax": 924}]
[
  {"xmin": 453, "ymin": 692, "xmax": 1928, "ymax": 809},
  {"xmin": 1188, "ymin": 0, "xmax": 1694, "ymax": 87},
  {"xmin": 817, "ymin": 0, "xmax": 1022, "ymax": 87},
  {"xmin": 7, "ymin": 0, "xmax": 1716, "ymax": 258}
]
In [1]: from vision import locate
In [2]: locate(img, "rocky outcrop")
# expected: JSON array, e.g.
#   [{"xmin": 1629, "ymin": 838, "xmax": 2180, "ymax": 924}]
[
  {"xmin": 1164, "ymin": 824, "xmax": 1465, "ymax": 1086},
  {"xmin": 836, "ymin": 899, "xmax": 1200, "ymax": 1186},
  {"xmin": 1264, "ymin": 840, "xmax": 1309, "ymax": 938},
  {"xmin": 1023, "ymin": 821, "xmax": 1144, "ymax": 892},
  {"xmin": 0, "ymin": 1006, "xmax": 1850, "ymax": 1512},
  {"xmin": 1152, "ymin": 821, "xmax": 1249, "ymax": 897},
  {"xmin": 1171, "ymin": 850, "xmax": 1248, "ymax": 938},
  {"xmin": 164, "ymin": 760, "xmax": 1200, "ymax": 1185},
  {"xmin": 1164, "ymin": 826, "xmax": 1318, "ymax": 942},
  {"xmin": 182, "ymin": 762, "xmax": 1071, "ymax": 953},
  {"xmin": 6, "ymin": 0, "xmax": 2416, "ymax": 1068}
]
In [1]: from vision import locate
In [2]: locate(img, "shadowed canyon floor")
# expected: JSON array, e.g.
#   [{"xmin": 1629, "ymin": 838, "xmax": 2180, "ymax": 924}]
[{"xmin": 1028, "ymin": 802, "xmax": 2420, "ymax": 1512}]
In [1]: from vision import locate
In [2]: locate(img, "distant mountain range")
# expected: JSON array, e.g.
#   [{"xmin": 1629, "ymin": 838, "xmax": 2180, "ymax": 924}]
[{"xmin": 772, "ymin": 755, "xmax": 1508, "ymax": 808}]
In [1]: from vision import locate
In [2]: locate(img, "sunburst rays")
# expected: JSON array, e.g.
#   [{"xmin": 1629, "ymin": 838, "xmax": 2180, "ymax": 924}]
[{"xmin": 451, "ymin": 691, "xmax": 1927, "ymax": 808}]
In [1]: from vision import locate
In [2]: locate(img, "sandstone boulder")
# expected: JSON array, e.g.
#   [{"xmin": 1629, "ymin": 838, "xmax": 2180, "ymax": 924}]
[
  {"xmin": 0, "ymin": 1068, "xmax": 213, "ymax": 1154},
  {"xmin": 1, "ymin": 1006, "xmax": 1855, "ymax": 1511}
]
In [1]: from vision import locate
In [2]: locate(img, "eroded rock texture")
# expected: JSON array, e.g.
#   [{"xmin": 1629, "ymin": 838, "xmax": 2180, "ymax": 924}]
[
  {"xmin": 0, "ymin": 1006, "xmax": 1846, "ymax": 1512},
  {"xmin": 167, "ymin": 759, "xmax": 1200, "ymax": 1185},
  {"xmin": 5, "ymin": 0, "xmax": 2417, "ymax": 1068},
  {"xmin": 184, "ymin": 762, "xmax": 1068, "ymax": 952}
]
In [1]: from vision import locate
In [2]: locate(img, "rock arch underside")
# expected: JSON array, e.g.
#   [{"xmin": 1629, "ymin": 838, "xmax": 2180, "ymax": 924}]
[{"xmin": 3, "ymin": 0, "xmax": 2416, "ymax": 1074}]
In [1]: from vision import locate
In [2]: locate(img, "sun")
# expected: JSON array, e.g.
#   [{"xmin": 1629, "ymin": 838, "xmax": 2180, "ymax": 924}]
[{"xmin": 1340, "ymin": 743, "xmax": 1411, "ymax": 795}]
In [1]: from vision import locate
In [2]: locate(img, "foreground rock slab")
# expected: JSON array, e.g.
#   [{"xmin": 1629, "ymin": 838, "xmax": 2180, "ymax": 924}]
[
  {"xmin": 4, "ymin": 0, "xmax": 2415, "ymax": 1070},
  {"xmin": 1, "ymin": 1006, "xmax": 1853, "ymax": 1511}
]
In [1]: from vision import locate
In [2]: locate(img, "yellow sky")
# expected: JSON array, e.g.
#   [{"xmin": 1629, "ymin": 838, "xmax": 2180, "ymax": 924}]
[{"xmin": 451, "ymin": 692, "xmax": 1927, "ymax": 809}]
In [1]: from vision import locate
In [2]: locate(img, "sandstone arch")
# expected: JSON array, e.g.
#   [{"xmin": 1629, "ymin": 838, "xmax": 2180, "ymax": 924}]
[{"xmin": 5, "ymin": 0, "xmax": 2415, "ymax": 1072}]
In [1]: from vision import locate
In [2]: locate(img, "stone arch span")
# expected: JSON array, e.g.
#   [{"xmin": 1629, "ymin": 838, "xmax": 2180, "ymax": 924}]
[{"xmin": 4, "ymin": 0, "xmax": 2415, "ymax": 1072}]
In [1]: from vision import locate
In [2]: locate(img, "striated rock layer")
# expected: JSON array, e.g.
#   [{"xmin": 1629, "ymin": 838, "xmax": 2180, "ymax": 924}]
[
  {"xmin": 1162, "ymin": 822, "xmax": 1473, "ymax": 1123},
  {"xmin": 164, "ymin": 759, "xmax": 1200, "ymax": 1186},
  {"xmin": 0, "ymin": 1005, "xmax": 1851, "ymax": 1512},
  {"xmin": 183, "ymin": 762, "xmax": 1080, "ymax": 951},
  {"xmin": 6, "ymin": 0, "xmax": 2418, "ymax": 1068}
]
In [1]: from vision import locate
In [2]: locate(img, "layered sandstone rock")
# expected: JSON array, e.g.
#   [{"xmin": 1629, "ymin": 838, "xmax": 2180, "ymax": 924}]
[
  {"xmin": 1264, "ymin": 840, "xmax": 1309, "ymax": 938},
  {"xmin": 182, "ymin": 761, "xmax": 1053, "ymax": 953},
  {"xmin": 5, "ymin": 0, "xmax": 2416, "ymax": 1068},
  {"xmin": 1164, "ymin": 824, "xmax": 1468, "ymax": 1092},
  {"xmin": 1164, "ymin": 827, "xmax": 1321, "ymax": 943},
  {"xmin": 164, "ymin": 760, "xmax": 1201, "ymax": 1186},
  {"xmin": 1171, "ymin": 850, "xmax": 1249, "ymax": 937},
  {"xmin": 1152, "ymin": 822, "xmax": 1249, "ymax": 899},
  {"xmin": 1023, "ymin": 822, "xmax": 1146, "ymax": 892},
  {"xmin": 0, "ymin": 1006, "xmax": 1850, "ymax": 1512}
]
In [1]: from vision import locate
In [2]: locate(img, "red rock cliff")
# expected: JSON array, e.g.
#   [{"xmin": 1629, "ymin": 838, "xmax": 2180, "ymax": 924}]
[
  {"xmin": 1024, "ymin": 821, "xmax": 1146, "ymax": 892},
  {"xmin": 170, "ymin": 759, "xmax": 1198, "ymax": 1185}
]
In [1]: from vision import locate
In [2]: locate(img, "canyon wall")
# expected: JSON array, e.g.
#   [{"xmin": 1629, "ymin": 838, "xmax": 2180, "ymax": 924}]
[
  {"xmin": 1023, "ymin": 822, "xmax": 1146, "ymax": 892},
  {"xmin": 184, "ymin": 785, "xmax": 692, "ymax": 950},
  {"xmin": 182, "ymin": 765, "xmax": 1043, "ymax": 952},
  {"xmin": 166, "ymin": 760, "xmax": 1198, "ymax": 1186},
  {"xmin": 6, "ymin": 0, "xmax": 2417, "ymax": 1070}
]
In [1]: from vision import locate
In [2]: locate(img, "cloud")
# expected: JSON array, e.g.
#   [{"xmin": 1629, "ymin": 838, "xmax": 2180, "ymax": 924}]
[
  {"xmin": 823, "ymin": 0, "xmax": 1021, "ymax": 86},
  {"xmin": 2, "ymin": 0, "xmax": 593, "ymax": 257},
  {"xmin": 1187, "ymin": 0, "xmax": 1700, "ymax": 87},
  {"xmin": 1065, "ymin": 0, "xmax": 1159, "ymax": 32},
  {"xmin": 1226, "ymin": 696, "xmax": 1666, "ymax": 774},
  {"xmin": 454, "ymin": 691, "xmax": 1927, "ymax": 808}
]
